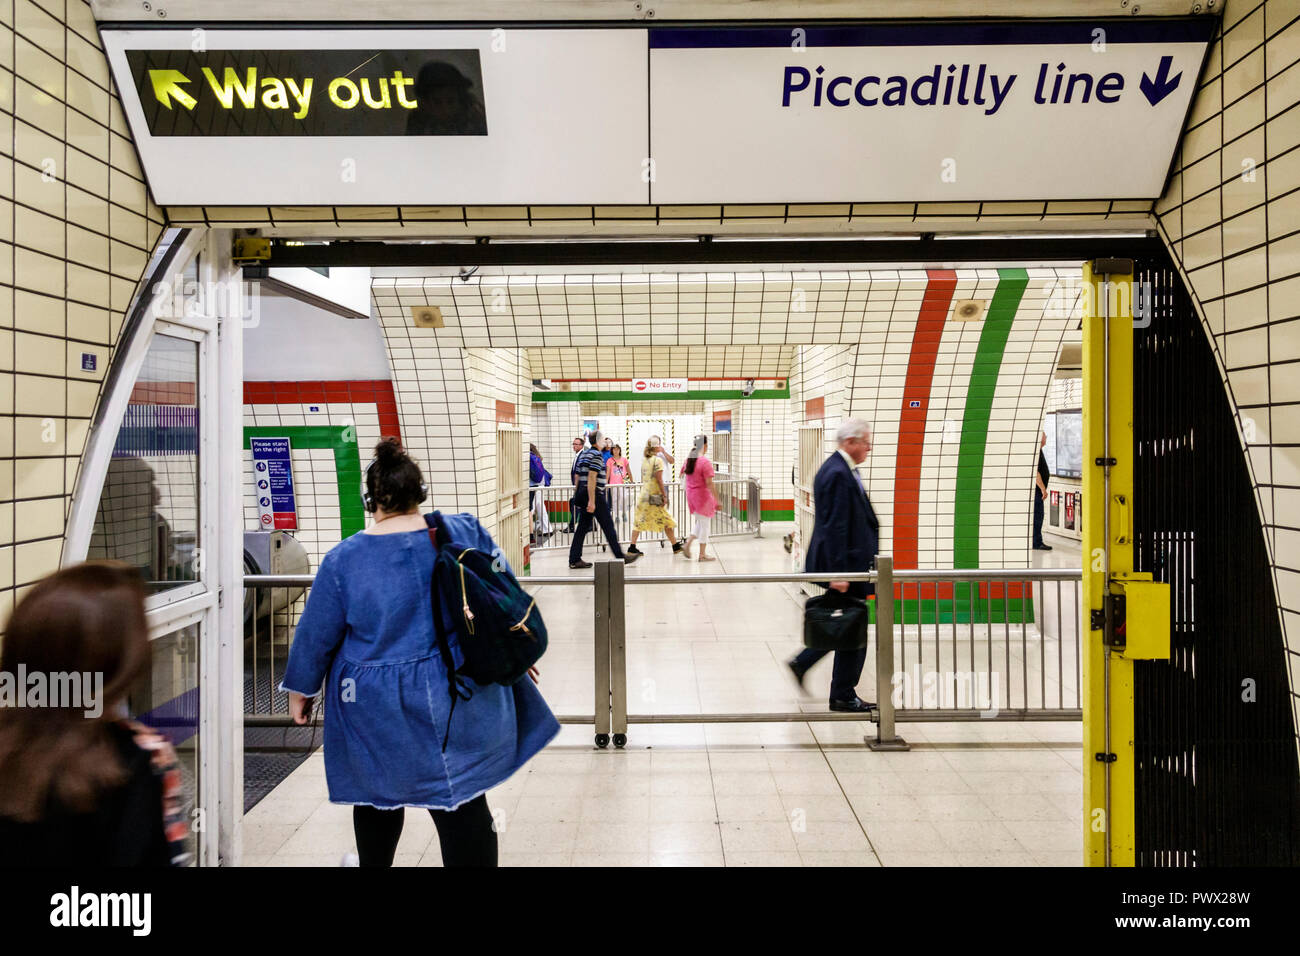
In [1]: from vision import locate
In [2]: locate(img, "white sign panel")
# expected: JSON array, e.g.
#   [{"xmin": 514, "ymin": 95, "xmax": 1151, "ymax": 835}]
[
  {"xmin": 101, "ymin": 20, "xmax": 1213, "ymax": 206},
  {"xmin": 648, "ymin": 20, "xmax": 1214, "ymax": 202},
  {"xmin": 631, "ymin": 378, "xmax": 688, "ymax": 394},
  {"xmin": 101, "ymin": 28, "xmax": 649, "ymax": 205}
]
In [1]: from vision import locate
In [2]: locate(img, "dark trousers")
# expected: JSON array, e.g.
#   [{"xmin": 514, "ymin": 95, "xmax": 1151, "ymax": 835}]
[
  {"xmin": 566, "ymin": 495, "xmax": 577, "ymax": 531},
  {"xmin": 352, "ymin": 794, "xmax": 496, "ymax": 867},
  {"xmin": 569, "ymin": 487, "xmax": 626, "ymax": 562},
  {"xmin": 1032, "ymin": 489, "xmax": 1046, "ymax": 547},
  {"xmin": 792, "ymin": 645, "xmax": 868, "ymax": 703}
]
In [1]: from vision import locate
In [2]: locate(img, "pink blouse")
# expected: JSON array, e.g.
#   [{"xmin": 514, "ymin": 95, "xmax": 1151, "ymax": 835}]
[
  {"xmin": 607, "ymin": 457, "xmax": 630, "ymax": 485},
  {"xmin": 684, "ymin": 457, "xmax": 718, "ymax": 517}
]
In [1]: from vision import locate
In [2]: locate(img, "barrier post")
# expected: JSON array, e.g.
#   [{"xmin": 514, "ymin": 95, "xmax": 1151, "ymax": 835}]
[
  {"xmin": 749, "ymin": 477, "xmax": 762, "ymax": 537},
  {"xmin": 593, "ymin": 561, "xmax": 612, "ymax": 748},
  {"xmin": 609, "ymin": 559, "xmax": 628, "ymax": 748},
  {"xmin": 869, "ymin": 556, "xmax": 909, "ymax": 751}
]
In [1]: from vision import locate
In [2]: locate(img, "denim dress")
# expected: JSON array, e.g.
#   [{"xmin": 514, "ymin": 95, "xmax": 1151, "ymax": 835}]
[{"xmin": 280, "ymin": 513, "xmax": 560, "ymax": 810}]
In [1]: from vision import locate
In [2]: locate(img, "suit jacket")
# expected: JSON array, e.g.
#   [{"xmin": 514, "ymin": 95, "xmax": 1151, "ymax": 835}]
[{"xmin": 805, "ymin": 451, "xmax": 880, "ymax": 598}]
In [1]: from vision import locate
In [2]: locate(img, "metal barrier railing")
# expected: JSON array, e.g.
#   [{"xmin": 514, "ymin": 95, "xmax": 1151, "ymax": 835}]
[
  {"xmin": 528, "ymin": 476, "xmax": 762, "ymax": 553},
  {"xmin": 244, "ymin": 557, "xmax": 1082, "ymax": 750}
]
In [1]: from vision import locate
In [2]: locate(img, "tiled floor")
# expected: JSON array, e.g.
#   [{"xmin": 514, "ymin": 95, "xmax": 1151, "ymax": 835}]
[{"xmin": 242, "ymin": 525, "xmax": 1084, "ymax": 866}]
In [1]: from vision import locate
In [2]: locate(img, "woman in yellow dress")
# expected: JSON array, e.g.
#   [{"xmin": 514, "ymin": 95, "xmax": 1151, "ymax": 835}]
[{"xmin": 627, "ymin": 436, "xmax": 684, "ymax": 556}]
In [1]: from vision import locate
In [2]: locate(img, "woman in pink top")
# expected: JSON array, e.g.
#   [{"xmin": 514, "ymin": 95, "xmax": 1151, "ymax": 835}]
[
  {"xmin": 605, "ymin": 447, "xmax": 631, "ymax": 530},
  {"xmin": 682, "ymin": 435, "xmax": 721, "ymax": 561}
]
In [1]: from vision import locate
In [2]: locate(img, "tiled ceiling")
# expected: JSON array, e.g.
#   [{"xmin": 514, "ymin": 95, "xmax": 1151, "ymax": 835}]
[{"xmin": 372, "ymin": 267, "xmax": 1083, "ymax": 349}]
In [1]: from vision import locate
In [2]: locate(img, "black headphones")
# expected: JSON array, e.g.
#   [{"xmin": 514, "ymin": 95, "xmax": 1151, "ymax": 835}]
[{"xmin": 362, "ymin": 456, "xmax": 428, "ymax": 514}]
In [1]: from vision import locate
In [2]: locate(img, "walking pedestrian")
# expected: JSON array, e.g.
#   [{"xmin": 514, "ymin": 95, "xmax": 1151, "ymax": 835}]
[
  {"xmin": 682, "ymin": 434, "xmax": 721, "ymax": 561},
  {"xmin": 282, "ymin": 438, "xmax": 560, "ymax": 867},
  {"xmin": 568, "ymin": 431, "xmax": 641, "ymax": 569},
  {"xmin": 628, "ymin": 435, "xmax": 683, "ymax": 556}
]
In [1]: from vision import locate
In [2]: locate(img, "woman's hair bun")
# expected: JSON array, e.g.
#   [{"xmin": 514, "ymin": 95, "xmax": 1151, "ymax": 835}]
[{"xmin": 374, "ymin": 437, "xmax": 405, "ymax": 462}]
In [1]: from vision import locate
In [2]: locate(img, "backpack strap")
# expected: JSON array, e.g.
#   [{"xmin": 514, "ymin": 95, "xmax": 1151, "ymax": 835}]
[{"xmin": 427, "ymin": 526, "xmax": 472, "ymax": 752}]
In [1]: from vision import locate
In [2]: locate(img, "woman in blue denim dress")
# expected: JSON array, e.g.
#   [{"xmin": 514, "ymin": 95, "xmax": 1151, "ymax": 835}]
[{"xmin": 282, "ymin": 439, "xmax": 560, "ymax": 867}]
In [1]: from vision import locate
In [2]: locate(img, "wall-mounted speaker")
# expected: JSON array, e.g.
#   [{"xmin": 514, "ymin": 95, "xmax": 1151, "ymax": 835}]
[
  {"xmin": 410, "ymin": 305, "xmax": 444, "ymax": 328},
  {"xmin": 952, "ymin": 299, "xmax": 987, "ymax": 322}
]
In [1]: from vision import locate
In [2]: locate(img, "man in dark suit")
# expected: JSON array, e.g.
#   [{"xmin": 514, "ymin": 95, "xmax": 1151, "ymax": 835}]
[{"xmin": 788, "ymin": 419, "xmax": 880, "ymax": 713}]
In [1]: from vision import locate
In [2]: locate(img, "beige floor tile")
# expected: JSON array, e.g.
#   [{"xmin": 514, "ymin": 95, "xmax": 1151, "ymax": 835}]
[
  {"xmin": 719, "ymin": 820, "xmax": 799, "ymax": 853},
  {"xmin": 724, "ymin": 850, "xmax": 803, "ymax": 867},
  {"xmin": 864, "ymin": 821, "xmax": 949, "ymax": 852},
  {"xmin": 572, "ymin": 852, "xmax": 649, "ymax": 866},
  {"xmin": 650, "ymin": 772, "xmax": 714, "ymax": 796},
  {"xmin": 649, "ymin": 794, "xmax": 721, "ymax": 823},
  {"xmin": 650, "ymin": 851, "xmax": 725, "ymax": 866},
  {"xmin": 799, "ymin": 851, "xmax": 881, "ymax": 867},
  {"xmin": 574, "ymin": 822, "xmax": 651, "ymax": 853},
  {"xmin": 848, "ymin": 793, "xmax": 925, "ymax": 821},
  {"xmin": 932, "ymin": 820, "xmax": 1026, "ymax": 854},
  {"xmin": 911, "ymin": 792, "xmax": 998, "ymax": 821},
  {"xmin": 649, "ymin": 821, "xmax": 724, "ymax": 854},
  {"xmin": 792, "ymin": 821, "xmax": 872, "ymax": 853},
  {"xmin": 500, "ymin": 851, "xmax": 574, "ymax": 867},
  {"xmin": 240, "ymin": 822, "xmax": 300, "ymax": 858},
  {"xmin": 982, "ymin": 791, "xmax": 1073, "ymax": 822},
  {"xmin": 715, "ymin": 792, "xmax": 787, "ymax": 822},
  {"xmin": 953, "ymin": 851, "xmax": 1036, "ymax": 866},
  {"xmin": 874, "ymin": 850, "xmax": 959, "ymax": 866},
  {"xmin": 711, "ymin": 771, "xmax": 779, "ymax": 796},
  {"xmin": 580, "ymin": 794, "xmax": 651, "ymax": 822},
  {"xmin": 779, "ymin": 793, "xmax": 859, "ymax": 824}
]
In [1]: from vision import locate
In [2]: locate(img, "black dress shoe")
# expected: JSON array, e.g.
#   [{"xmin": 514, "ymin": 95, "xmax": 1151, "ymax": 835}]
[
  {"xmin": 829, "ymin": 697, "xmax": 877, "ymax": 713},
  {"xmin": 787, "ymin": 660, "xmax": 808, "ymax": 692},
  {"xmin": 1033, "ymin": 543, "xmax": 1053, "ymax": 551},
  {"xmin": 622, "ymin": 552, "xmax": 641, "ymax": 564},
  {"xmin": 626, "ymin": 545, "xmax": 642, "ymax": 555},
  {"xmin": 570, "ymin": 560, "xmax": 593, "ymax": 569}
]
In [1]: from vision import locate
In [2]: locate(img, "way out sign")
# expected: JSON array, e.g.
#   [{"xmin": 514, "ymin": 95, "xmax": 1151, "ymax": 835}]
[
  {"xmin": 251, "ymin": 437, "xmax": 298, "ymax": 530},
  {"xmin": 126, "ymin": 49, "xmax": 488, "ymax": 136}
]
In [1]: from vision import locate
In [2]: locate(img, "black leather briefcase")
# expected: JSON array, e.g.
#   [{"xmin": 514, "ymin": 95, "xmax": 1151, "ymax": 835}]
[{"xmin": 803, "ymin": 591, "xmax": 870, "ymax": 651}]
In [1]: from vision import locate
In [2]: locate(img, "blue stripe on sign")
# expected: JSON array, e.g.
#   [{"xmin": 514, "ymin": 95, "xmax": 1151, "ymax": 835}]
[
  {"xmin": 137, "ymin": 685, "xmax": 199, "ymax": 747},
  {"xmin": 647, "ymin": 19, "xmax": 1218, "ymax": 49}
]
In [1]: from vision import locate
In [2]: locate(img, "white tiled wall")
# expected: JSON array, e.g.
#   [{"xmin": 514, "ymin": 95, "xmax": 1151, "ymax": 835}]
[
  {"xmin": 1154, "ymin": 0, "xmax": 1300, "ymax": 739},
  {"xmin": 2, "ymin": 0, "xmax": 166, "ymax": 619}
]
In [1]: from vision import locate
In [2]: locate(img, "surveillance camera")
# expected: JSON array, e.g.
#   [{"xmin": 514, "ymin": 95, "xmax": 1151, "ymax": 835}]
[{"xmin": 742, "ymin": 378, "xmax": 756, "ymax": 397}]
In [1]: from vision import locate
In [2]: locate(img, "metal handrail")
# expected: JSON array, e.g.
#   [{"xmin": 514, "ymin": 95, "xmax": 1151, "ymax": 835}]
[{"xmin": 242, "ymin": 555, "xmax": 1084, "ymax": 749}]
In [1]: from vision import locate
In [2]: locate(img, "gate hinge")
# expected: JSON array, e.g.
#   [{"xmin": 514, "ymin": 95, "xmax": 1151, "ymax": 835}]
[
  {"xmin": 1094, "ymin": 752, "xmax": 1117, "ymax": 763},
  {"xmin": 1094, "ymin": 456, "xmax": 1117, "ymax": 467},
  {"xmin": 1090, "ymin": 608, "xmax": 1106, "ymax": 630}
]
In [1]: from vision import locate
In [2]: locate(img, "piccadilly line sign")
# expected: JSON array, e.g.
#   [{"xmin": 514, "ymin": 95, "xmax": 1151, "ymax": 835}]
[
  {"xmin": 102, "ymin": 19, "xmax": 1216, "ymax": 205},
  {"xmin": 127, "ymin": 49, "xmax": 488, "ymax": 135}
]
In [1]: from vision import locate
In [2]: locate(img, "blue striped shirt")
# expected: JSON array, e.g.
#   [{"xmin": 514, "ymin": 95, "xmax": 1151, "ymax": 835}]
[{"xmin": 574, "ymin": 448, "xmax": 608, "ymax": 492}]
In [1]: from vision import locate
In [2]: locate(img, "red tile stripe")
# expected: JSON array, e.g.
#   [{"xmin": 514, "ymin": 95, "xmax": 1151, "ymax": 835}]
[
  {"xmin": 892, "ymin": 270, "xmax": 958, "ymax": 570},
  {"xmin": 243, "ymin": 380, "xmax": 401, "ymax": 442},
  {"xmin": 130, "ymin": 382, "xmax": 197, "ymax": 405}
]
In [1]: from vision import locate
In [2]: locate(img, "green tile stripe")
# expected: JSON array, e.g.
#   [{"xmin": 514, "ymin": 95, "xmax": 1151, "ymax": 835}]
[
  {"xmin": 244, "ymin": 425, "xmax": 366, "ymax": 540},
  {"xmin": 533, "ymin": 386, "xmax": 789, "ymax": 402},
  {"xmin": 953, "ymin": 267, "xmax": 1030, "ymax": 569},
  {"xmin": 867, "ymin": 598, "xmax": 1032, "ymax": 626}
]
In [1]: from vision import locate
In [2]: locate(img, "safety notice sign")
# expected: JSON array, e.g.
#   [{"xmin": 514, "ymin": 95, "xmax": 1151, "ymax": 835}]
[{"xmin": 251, "ymin": 437, "xmax": 298, "ymax": 530}]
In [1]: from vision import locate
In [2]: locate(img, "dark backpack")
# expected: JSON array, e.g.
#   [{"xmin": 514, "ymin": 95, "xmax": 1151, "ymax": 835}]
[{"xmin": 425, "ymin": 513, "xmax": 548, "ymax": 749}]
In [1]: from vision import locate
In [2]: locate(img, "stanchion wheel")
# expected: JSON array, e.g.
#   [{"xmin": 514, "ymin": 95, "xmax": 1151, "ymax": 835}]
[
  {"xmin": 595, "ymin": 733, "xmax": 610, "ymax": 749},
  {"xmin": 613, "ymin": 733, "xmax": 627, "ymax": 748}
]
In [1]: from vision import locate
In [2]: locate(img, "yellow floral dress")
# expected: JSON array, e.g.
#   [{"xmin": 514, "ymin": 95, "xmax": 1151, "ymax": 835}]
[{"xmin": 634, "ymin": 454, "xmax": 677, "ymax": 532}]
